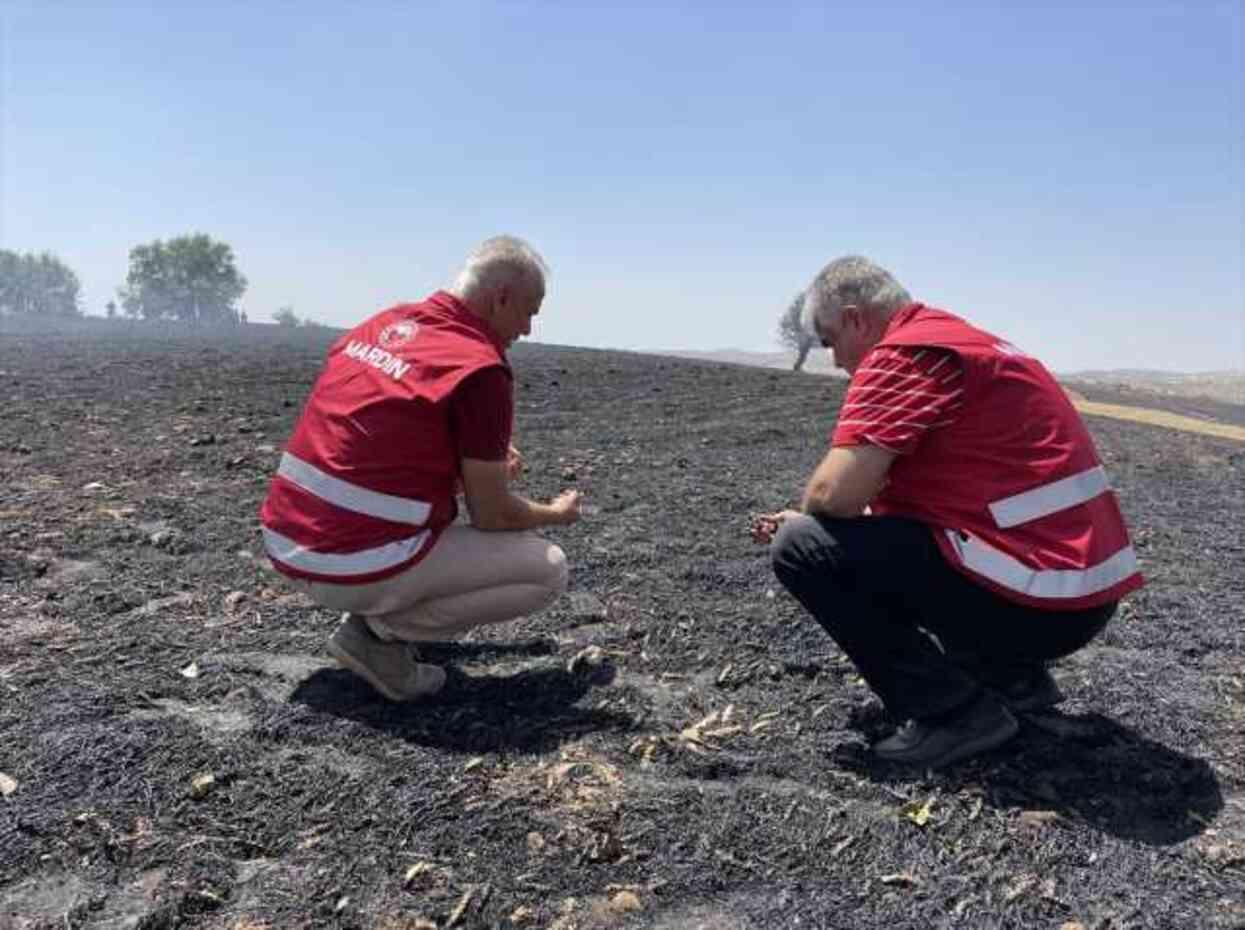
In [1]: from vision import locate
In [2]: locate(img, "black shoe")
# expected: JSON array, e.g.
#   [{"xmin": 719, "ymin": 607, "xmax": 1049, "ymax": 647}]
[
  {"xmin": 995, "ymin": 667, "xmax": 1065, "ymax": 713},
  {"xmin": 872, "ymin": 693, "xmax": 1019, "ymax": 768}
]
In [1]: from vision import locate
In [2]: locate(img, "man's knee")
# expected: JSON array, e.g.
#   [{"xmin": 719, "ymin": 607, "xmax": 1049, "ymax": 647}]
[
  {"xmin": 770, "ymin": 514, "xmax": 823, "ymax": 585},
  {"xmin": 544, "ymin": 542, "xmax": 569, "ymax": 595}
]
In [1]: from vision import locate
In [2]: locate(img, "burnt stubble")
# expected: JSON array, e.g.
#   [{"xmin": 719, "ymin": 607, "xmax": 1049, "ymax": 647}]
[{"xmin": 1, "ymin": 320, "xmax": 1242, "ymax": 929}]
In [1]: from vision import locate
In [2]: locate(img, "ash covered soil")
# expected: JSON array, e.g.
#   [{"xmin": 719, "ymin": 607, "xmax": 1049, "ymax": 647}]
[{"xmin": 1, "ymin": 322, "xmax": 1242, "ymax": 930}]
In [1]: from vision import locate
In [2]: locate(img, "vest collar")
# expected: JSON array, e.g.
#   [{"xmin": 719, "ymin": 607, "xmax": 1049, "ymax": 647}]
[
  {"xmin": 883, "ymin": 302, "xmax": 928, "ymax": 336},
  {"xmin": 425, "ymin": 291, "xmax": 508, "ymax": 356}
]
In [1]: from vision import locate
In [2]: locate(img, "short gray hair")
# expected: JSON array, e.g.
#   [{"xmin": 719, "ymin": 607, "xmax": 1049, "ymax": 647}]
[
  {"xmin": 802, "ymin": 255, "xmax": 911, "ymax": 332},
  {"xmin": 452, "ymin": 235, "xmax": 549, "ymax": 301}
]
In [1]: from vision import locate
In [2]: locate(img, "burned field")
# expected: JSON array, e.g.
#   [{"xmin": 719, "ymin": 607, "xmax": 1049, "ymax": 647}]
[{"xmin": 1, "ymin": 322, "xmax": 1243, "ymax": 929}]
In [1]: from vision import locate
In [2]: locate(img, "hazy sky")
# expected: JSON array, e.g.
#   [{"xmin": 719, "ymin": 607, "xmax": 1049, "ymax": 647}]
[{"xmin": 3, "ymin": 1, "xmax": 1242, "ymax": 373}]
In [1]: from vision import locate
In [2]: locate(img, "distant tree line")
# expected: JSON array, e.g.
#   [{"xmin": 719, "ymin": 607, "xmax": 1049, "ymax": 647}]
[
  {"xmin": 1, "ymin": 233, "xmax": 276, "ymax": 326},
  {"xmin": 272, "ymin": 305, "xmax": 329, "ymax": 329},
  {"xmin": 118, "ymin": 233, "xmax": 247, "ymax": 323},
  {"xmin": 0, "ymin": 250, "xmax": 82, "ymax": 317}
]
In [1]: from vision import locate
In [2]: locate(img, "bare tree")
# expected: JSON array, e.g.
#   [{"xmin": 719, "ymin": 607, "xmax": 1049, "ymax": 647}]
[{"xmin": 777, "ymin": 292, "xmax": 816, "ymax": 372}]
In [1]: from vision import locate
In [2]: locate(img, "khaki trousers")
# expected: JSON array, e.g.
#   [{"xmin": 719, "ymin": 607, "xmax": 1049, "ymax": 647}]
[{"xmin": 298, "ymin": 525, "xmax": 568, "ymax": 642}]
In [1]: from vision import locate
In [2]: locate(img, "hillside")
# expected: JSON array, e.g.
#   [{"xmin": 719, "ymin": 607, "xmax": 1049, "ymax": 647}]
[
  {"xmin": 1, "ymin": 324, "xmax": 1242, "ymax": 929},
  {"xmin": 657, "ymin": 347, "xmax": 1245, "ymax": 427},
  {"xmin": 651, "ymin": 349, "xmax": 844, "ymax": 378},
  {"xmin": 1063, "ymin": 370, "xmax": 1245, "ymax": 406}
]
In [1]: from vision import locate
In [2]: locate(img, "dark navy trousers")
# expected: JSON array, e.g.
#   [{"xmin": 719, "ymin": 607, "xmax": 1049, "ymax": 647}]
[{"xmin": 771, "ymin": 514, "xmax": 1115, "ymax": 721}]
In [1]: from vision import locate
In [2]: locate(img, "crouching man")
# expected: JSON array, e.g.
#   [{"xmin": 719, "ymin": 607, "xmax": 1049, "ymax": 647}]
[
  {"xmin": 259, "ymin": 236, "xmax": 581, "ymax": 701},
  {"xmin": 753, "ymin": 256, "xmax": 1142, "ymax": 768}
]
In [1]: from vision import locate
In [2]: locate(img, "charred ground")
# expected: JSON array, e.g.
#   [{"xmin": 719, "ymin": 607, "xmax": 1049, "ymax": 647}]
[{"xmin": 1, "ymin": 321, "xmax": 1242, "ymax": 929}]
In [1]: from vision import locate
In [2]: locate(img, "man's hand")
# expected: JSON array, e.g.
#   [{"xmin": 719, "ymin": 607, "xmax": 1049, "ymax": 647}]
[
  {"xmin": 550, "ymin": 489, "xmax": 583, "ymax": 526},
  {"xmin": 506, "ymin": 444, "xmax": 525, "ymax": 481},
  {"xmin": 462, "ymin": 456, "xmax": 584, "ymax": 531},
  {"xmin": 750, "ymin": 509, "xmax": 802, "ymax": 544}
]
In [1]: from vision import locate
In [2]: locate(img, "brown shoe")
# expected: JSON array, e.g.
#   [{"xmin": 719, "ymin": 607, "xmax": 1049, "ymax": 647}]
[
  {"xmin": 327, "ymin": 615, "xmax": 446, "ymax": 701},
  {"xmin": 872, "ymin": 693, "xmax": 1019, "ymax": 768}
]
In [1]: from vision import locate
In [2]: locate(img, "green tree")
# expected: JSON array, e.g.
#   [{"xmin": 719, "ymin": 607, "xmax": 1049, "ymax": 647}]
[
  {"xmin": 778, "ymin": 292, "xmax": 816, "ymax": 372},
  {"xmin": 272, "ymin": 305, "xmax": 300, "ymax": 327},
  {"xmin": 118, "ymin": 234, "xmax": 247, "ymax": 323},
  {"xmin": 0, "ymin": 250, "xmax": 83, "ymax": 317}
]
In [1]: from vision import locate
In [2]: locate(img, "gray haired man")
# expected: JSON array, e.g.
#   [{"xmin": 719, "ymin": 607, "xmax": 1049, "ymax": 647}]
[
  {"xmin": 260, "ymin": 235, "xmax": 582, "ymax": 700},
  {"xmin": 753, "ymin": 256, "xmax": 1140, "ymax": 768}
]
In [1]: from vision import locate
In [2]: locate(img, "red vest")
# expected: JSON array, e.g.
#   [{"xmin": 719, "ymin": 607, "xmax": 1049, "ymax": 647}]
[
  {"xmin": 869, "ymin": 304, "xmax": 1143, "ymax": 610},
  {"xmin": 259, "ymin": 292, "xmax": 509, "ymax": 583}
]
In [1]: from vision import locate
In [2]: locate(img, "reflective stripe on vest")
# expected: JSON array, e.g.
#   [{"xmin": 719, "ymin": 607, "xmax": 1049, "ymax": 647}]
[
  {"xmin": 987, "ymin": 465, "xmax": 1111, "ymax": 529},
  {"xmin": 277, "ymin": 452, "xmax": 432, "ymax": 525},
  {"xmin": 944, "ymin": 529, "xmax": 1139, "ymax": 600},
  {"xmin": 262, "ymin": 527, "xmax": 430, "ymax": 576}
]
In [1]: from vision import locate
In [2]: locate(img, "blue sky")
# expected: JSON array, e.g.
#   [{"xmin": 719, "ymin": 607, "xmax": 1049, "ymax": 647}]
[{"xmin": 3, "ymin": 1, "xmax": 1241, "ymax": 373}]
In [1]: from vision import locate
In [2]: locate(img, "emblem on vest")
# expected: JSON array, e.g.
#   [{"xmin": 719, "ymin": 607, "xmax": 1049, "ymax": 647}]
[{"xmin": 379, "ymin": 320, "xmax": 418, "ymax": 348}]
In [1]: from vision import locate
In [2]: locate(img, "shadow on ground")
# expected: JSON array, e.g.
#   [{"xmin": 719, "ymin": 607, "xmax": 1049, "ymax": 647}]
[
  {"xmin": 289, "ymin": 658, "xmax": 633, "ymax": 754},
  {"xmin": 836, "ymin": 709, "xmax": 1223, "ymax": 846}
]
